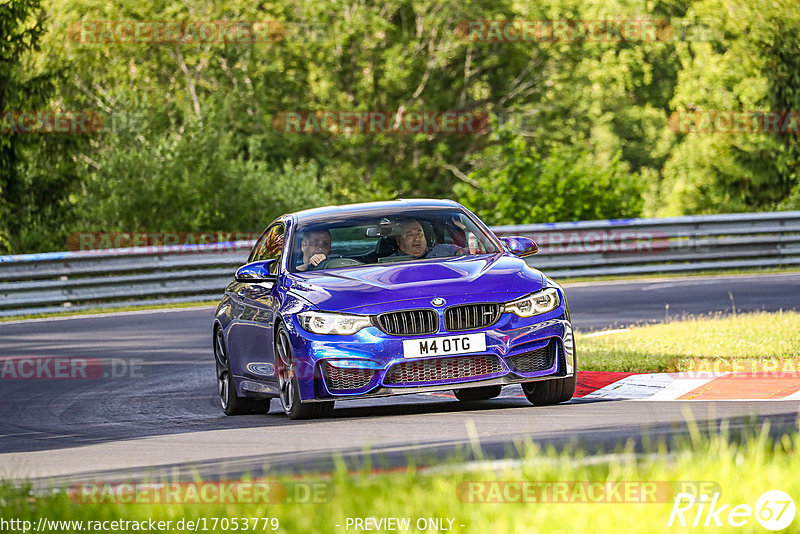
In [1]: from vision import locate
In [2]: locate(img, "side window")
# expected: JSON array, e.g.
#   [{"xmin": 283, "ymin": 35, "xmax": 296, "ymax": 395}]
[
  {"xmin": 248, "ymin": 230, "xmax": 269, "ymax": 264},
  {"xmin": 253, "ymin": 223, "xmax": 284, "ymax": 274},
  {"xmin": 254, "ymin": 223, "xmax": 285, "ymax": 273}
]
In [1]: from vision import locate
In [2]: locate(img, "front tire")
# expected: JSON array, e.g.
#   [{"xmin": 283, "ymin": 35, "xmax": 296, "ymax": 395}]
[
  {"xmin": 215, "ymin": 328, "xmax": 270, "ymax": 415},
  {"xmin": 521, "ymin": 375, "xmax": 576, "ymax": 406},
  {"xmin": 453, "ymin": 385, "xmax": 502, "ymax": 401},
  {"xmin": 275, "ymin": 324, "xmax": 334, "ymax": 420}
]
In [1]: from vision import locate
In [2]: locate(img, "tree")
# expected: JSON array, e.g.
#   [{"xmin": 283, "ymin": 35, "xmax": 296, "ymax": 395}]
[
  {"xmin": 658, "ymin": 0, "xmax": 800, "ymax": 214},
  {"xmin": 456, "ymin": 122, "xmax": 643, "ymax": 224},
  {"xmin": 76, "ymin": 114, "xmax": 331, "ymax": 233},
  {"xmin": 9, "ymin": 0, "xmax": 796, "ymax": 253},
  {"xmin": 1, "ymin": 0, "xmax": 48, "ymax": 252}
]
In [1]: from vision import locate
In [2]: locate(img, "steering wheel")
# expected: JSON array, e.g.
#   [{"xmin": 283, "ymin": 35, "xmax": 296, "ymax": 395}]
[{"xmin": 314, "ymin": 257, "xmax": 364, "ymax": 270}]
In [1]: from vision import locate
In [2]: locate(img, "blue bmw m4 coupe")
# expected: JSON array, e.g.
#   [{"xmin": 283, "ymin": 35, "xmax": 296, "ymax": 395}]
[{"xmin": 213, "ymin": 199, "xmax": 575, "ymax": 419}]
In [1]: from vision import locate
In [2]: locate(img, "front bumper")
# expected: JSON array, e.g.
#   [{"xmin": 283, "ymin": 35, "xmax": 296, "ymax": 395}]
[
  {"xmin": 285, "ymin": 310, "xmax": 575, "ymax": 403},
  {"xmin": 307, "ymin": 369, "xmax": 565, "ymax": 402}
]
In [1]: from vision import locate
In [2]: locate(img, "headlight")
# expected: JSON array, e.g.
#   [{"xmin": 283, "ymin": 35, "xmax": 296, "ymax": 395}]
[
  {"xmin": 503, "ymin": 288, "xmax": 560, "ymax": 317},
  {"xmin": 298, "ymin": 311, "xmax": 372, "ymax": 335}
]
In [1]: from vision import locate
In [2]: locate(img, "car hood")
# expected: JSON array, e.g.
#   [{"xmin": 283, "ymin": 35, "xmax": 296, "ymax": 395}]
[{"xmin": 286, "ymin": 254, "xmax": 545, "ymax": 313}]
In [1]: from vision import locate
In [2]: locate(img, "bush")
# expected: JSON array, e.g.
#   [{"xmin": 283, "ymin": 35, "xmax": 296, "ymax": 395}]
[
  {"xmin": 76, "ymin": 122, "xmax": 331, "ymax": 235},
  {"xmin": 456, "ymin": 130, "xmax": 644, "ymax": 225}
]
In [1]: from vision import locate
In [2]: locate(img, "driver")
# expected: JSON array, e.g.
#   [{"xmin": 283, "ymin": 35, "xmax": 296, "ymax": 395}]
[
  {"xmin": 296, "ymin": 229, "xmax": 331, "ymax": 271},
  {"xmin": 393, "ymin": 219, "xmax": 463, "ymax": 259}
]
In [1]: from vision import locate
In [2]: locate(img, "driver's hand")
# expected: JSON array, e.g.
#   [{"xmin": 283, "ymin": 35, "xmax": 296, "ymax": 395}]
[{"xmin": 309, "ymin": 253, "xmax": 327, "ymax": 266}]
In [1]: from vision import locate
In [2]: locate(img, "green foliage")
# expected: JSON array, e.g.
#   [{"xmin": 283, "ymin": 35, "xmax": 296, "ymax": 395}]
[
  {"xmin": 457, "ymin": 124, "xmax": 643, "ymax": 224},
  {"xmin": 1, "ymin": 0, "xmax": 49, "ymax": 251},
  {"xmin": 658, "ymin": 0, "xmax": 800, "ymax": 215},
  {"xmin": 0, "ymin": 230, "xmax": 9, "ymax": 253},
  {"xmin": 3, "ymin": 0, "xmax": 800, "ymax": 252},
  {"xmin": 78, "ymin": 116, "xmax": 331, "ymax": 233}
]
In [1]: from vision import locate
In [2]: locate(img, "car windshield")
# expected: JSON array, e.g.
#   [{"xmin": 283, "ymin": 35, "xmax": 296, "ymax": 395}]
[{"xmin": 289, "ymin": 208, "xmax": 502, "ymax": 273}]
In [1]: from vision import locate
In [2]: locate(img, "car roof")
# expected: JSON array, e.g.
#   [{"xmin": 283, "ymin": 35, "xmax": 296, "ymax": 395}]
[{"xmin": 290, "ymin": 199, "xmax": 463, "ymax": 223}]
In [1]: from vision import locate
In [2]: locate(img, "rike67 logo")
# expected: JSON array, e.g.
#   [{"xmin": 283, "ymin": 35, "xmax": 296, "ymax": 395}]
[{"xmin": 668, "ymin": 490, "xmax": 795, "ymax": 530}]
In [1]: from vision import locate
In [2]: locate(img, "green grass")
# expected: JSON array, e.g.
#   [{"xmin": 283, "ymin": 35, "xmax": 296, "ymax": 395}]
[
  {"xmin": 577, "ymin": 310, "xmax": 800, "ymax": 373},
  {"xmin": 0, "ymin": 301, "xmax": 218, "ymax": 323},
  {"xmin": 2, "ymin": 425, "xmax": 799, "ymax": 533}
]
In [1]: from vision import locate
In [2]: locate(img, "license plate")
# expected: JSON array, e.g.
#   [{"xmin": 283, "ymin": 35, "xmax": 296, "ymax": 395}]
[{"xmin": 402, "ymin": 333, "xmax": 486, "ymax": 359}]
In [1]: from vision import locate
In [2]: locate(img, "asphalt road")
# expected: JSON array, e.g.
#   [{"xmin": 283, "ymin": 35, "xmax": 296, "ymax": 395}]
[
  {"xmin": 1, "ymin": 272, "xmax": 799, "ymax": 486},
  {"xmin": 564, "ymin": 271, "xmax": 800, "ymax": 330}
]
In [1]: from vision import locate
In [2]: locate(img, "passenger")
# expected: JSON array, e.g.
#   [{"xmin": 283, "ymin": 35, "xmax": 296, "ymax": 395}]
[
  {"xmin": 393, "ymin": 219, "xmax": 463, "ymax": 259},
  {"xmin": 296, "ymin": 229, "xmax": 331, "ymax": 271}
]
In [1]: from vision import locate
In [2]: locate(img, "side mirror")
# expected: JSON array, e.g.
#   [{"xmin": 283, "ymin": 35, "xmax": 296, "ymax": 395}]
[
  {"xmin": 500, "ymin": 236, "xmax": 538, "ymax": 257},
  {"xmin": 235, "ymin": 260, "xmax": 278, "ymax": 282}
]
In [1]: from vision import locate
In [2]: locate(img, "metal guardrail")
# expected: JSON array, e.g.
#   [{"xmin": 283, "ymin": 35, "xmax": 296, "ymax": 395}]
[
  {"xmin": 493, "ymin": 210, "xmax": 800, "ymax": 277},
  {"xmin": 1, "ymin": 211, "xmax": 799, "ymax": 317},
  {"xmin": 0, "ymin": 245, "xmax": 251, "ymax": 317}
]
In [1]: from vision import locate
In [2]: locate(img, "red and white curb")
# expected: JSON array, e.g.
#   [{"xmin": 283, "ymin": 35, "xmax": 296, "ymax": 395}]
[
  {"xmin": 577, "ymin": 371, "xmax": 800, "ymax": 401},
  {"xmin": 424, "ymin": 371, "xmax": 800, "ymax": 401}
]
